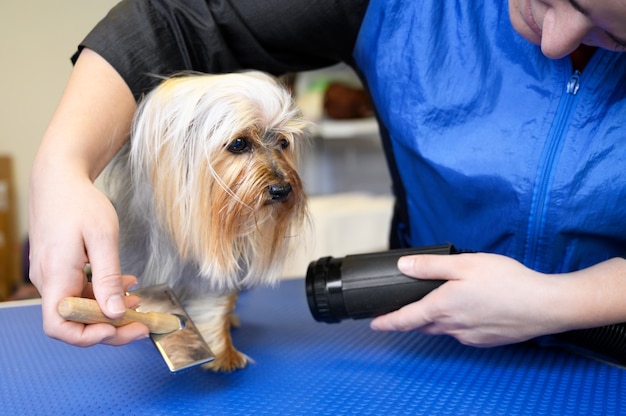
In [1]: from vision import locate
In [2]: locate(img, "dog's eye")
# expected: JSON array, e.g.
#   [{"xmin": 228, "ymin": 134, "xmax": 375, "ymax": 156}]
[
  {"xmin": 227, "ymin": 137, "xmax": 250, "ymax": 154},
  {"xmin": 279, "ymin": 138, "xmax": 290, "ymax": 150}
]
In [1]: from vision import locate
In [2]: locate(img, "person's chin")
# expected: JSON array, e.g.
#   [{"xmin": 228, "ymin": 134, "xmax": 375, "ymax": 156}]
[{"xmin": 509, "ymin": 4, "xmax": 542, "ymax": 45}]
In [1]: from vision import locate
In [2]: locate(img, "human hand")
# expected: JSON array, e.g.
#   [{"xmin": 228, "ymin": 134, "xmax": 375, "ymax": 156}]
[
  {"xmin": 28, "ymin": 47, "xmax": 143, "ymax": 347},
  {"xmin": 29, "ymin": 169, "xmax": 149, "ymax": 347},
  {"xmin": 370, "ymin": 252, "xmax": 564, "ymax": 347}
]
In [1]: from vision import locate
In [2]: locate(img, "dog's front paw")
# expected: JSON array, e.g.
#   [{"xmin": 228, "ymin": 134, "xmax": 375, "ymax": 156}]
[{"xmin": 202, "ymin": 347, "xmax": 249, "ymax": 372}]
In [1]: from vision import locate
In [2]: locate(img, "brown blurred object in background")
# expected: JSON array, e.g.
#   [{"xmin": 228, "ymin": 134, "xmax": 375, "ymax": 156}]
[
  {"xmin": 323, "ymin": 83, "xmax": 373, "ymax": 120},
  {"xmin": 0, "ymin": 156, "xmax": 20, "ymax": 301}
]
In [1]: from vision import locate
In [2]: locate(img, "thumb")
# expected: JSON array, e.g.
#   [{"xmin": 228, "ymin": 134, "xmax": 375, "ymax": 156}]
[{"xmin": 86, "ymin": 234, "xmax": 127, "ymax": 319}]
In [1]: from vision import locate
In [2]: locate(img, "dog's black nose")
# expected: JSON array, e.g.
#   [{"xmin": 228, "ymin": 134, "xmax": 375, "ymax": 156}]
[{"xmin": 268, "ymin": 183, "xmax": 292, "ymax": 202}]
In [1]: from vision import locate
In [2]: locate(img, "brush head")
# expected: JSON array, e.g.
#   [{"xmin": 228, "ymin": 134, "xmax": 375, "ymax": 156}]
[{"xmin": 130, "ymin": 284, "xmax": 215, "ymax": 372}]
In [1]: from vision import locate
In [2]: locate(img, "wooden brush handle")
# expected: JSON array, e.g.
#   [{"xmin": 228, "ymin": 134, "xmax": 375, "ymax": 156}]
[{"xmin": 57, "ymin": 297, "xmax": 181, "ymax": 334}]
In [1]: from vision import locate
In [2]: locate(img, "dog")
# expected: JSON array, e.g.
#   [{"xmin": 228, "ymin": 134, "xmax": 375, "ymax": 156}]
[{"xmin": 102, "ymin": 71, "xmax": 308, "ymax": 371}]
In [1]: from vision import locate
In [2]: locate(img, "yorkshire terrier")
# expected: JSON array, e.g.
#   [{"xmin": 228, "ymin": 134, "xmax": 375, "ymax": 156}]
[{"xmin": 103, "ymin": 71, "xmax": 308, "ymax": 371}]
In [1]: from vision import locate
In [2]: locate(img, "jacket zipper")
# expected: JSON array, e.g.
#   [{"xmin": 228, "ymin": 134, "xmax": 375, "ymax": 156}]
[
  {"xmin": 566, "ymin": 70, "xmax": 581, "ymax": 95},
  {"xmin": 523, "ymin": 70, "xmax": 582, "ymax": 270}
]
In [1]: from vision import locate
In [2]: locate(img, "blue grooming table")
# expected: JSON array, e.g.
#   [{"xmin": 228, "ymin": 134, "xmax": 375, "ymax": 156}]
[{"xmin": 1, "ymin": 279, "xmax": 624, "ymax": 415}]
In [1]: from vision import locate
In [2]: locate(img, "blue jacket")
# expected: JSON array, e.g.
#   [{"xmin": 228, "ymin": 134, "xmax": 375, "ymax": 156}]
[
  {"xmin": 355, "ymin": 0, "xmax": 626, "ymax": 273},
  {"xmin": 78, "ymin": 0, "xmax": 626, "ymax": 274}
]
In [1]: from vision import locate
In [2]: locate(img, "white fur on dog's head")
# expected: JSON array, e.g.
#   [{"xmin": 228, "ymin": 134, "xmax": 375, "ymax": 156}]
[{"xmin": 125, "ymin": 72, "xmax": 308, "ymax": 292}]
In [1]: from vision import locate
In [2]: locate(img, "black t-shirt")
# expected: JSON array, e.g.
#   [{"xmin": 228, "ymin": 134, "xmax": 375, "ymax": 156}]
[{"xmin": 73, "ymin": 0, "xmax": 369, "ymax": 100}]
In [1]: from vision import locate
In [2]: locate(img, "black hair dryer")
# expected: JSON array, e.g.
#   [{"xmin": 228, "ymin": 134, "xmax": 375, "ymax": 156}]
[
  {"xmin": 305, "ymin": 244, "xmax": 456, "ymax": 323},
  {"xmin": 306, "ymin": 243, "xmax": 626, "ymax": 366}
]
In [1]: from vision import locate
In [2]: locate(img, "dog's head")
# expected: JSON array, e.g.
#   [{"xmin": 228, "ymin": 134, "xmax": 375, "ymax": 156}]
[{"xmin": 130, "ymin": 72, "xmax": 309, "ymax": 291}]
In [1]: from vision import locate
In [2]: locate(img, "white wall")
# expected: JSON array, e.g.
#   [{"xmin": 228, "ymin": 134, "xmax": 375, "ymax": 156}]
[{"xmin": 0, "ymin": 0, "xmax": 120, "ymax": 244}]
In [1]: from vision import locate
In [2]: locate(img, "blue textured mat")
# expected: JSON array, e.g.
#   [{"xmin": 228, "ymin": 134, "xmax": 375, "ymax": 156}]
[{"xmin": 1, "ymin": 279, "xmax": 624, "ymax": 415}]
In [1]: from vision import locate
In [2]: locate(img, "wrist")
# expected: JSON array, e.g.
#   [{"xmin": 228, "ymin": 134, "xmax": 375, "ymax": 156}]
[{"xmin": 545, "ymin": 258, "xmax": 626, "ymax": 332}]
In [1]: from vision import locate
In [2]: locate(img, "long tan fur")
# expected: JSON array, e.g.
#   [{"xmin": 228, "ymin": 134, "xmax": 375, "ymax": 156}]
[{"xmin": 103, "ymin": 72, "xmax": 308, "ymax": 371}]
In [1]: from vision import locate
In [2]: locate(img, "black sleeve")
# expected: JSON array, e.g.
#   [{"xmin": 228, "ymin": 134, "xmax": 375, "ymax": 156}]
[{"xmin": 72, "ymin": 0, "xmax": 370, "ymax": 100}]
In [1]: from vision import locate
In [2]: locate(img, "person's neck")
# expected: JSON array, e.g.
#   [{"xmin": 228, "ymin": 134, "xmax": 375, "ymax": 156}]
[{"xmin": 570, "ymin": 44, "xmax": 597, "ymax": 72}]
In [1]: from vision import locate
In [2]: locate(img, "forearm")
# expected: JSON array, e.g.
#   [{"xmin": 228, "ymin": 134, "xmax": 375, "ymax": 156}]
[
  {"xmin": 548, "ymin": 257, "xmax": 626, "ymax": 332},
  {"xmin": 28, "ymin": 48, "xmax": 145, "ymax": 346},
  {"xmin": 33, "ymin": 48, "xmax": 136, "ymax": 182}
]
